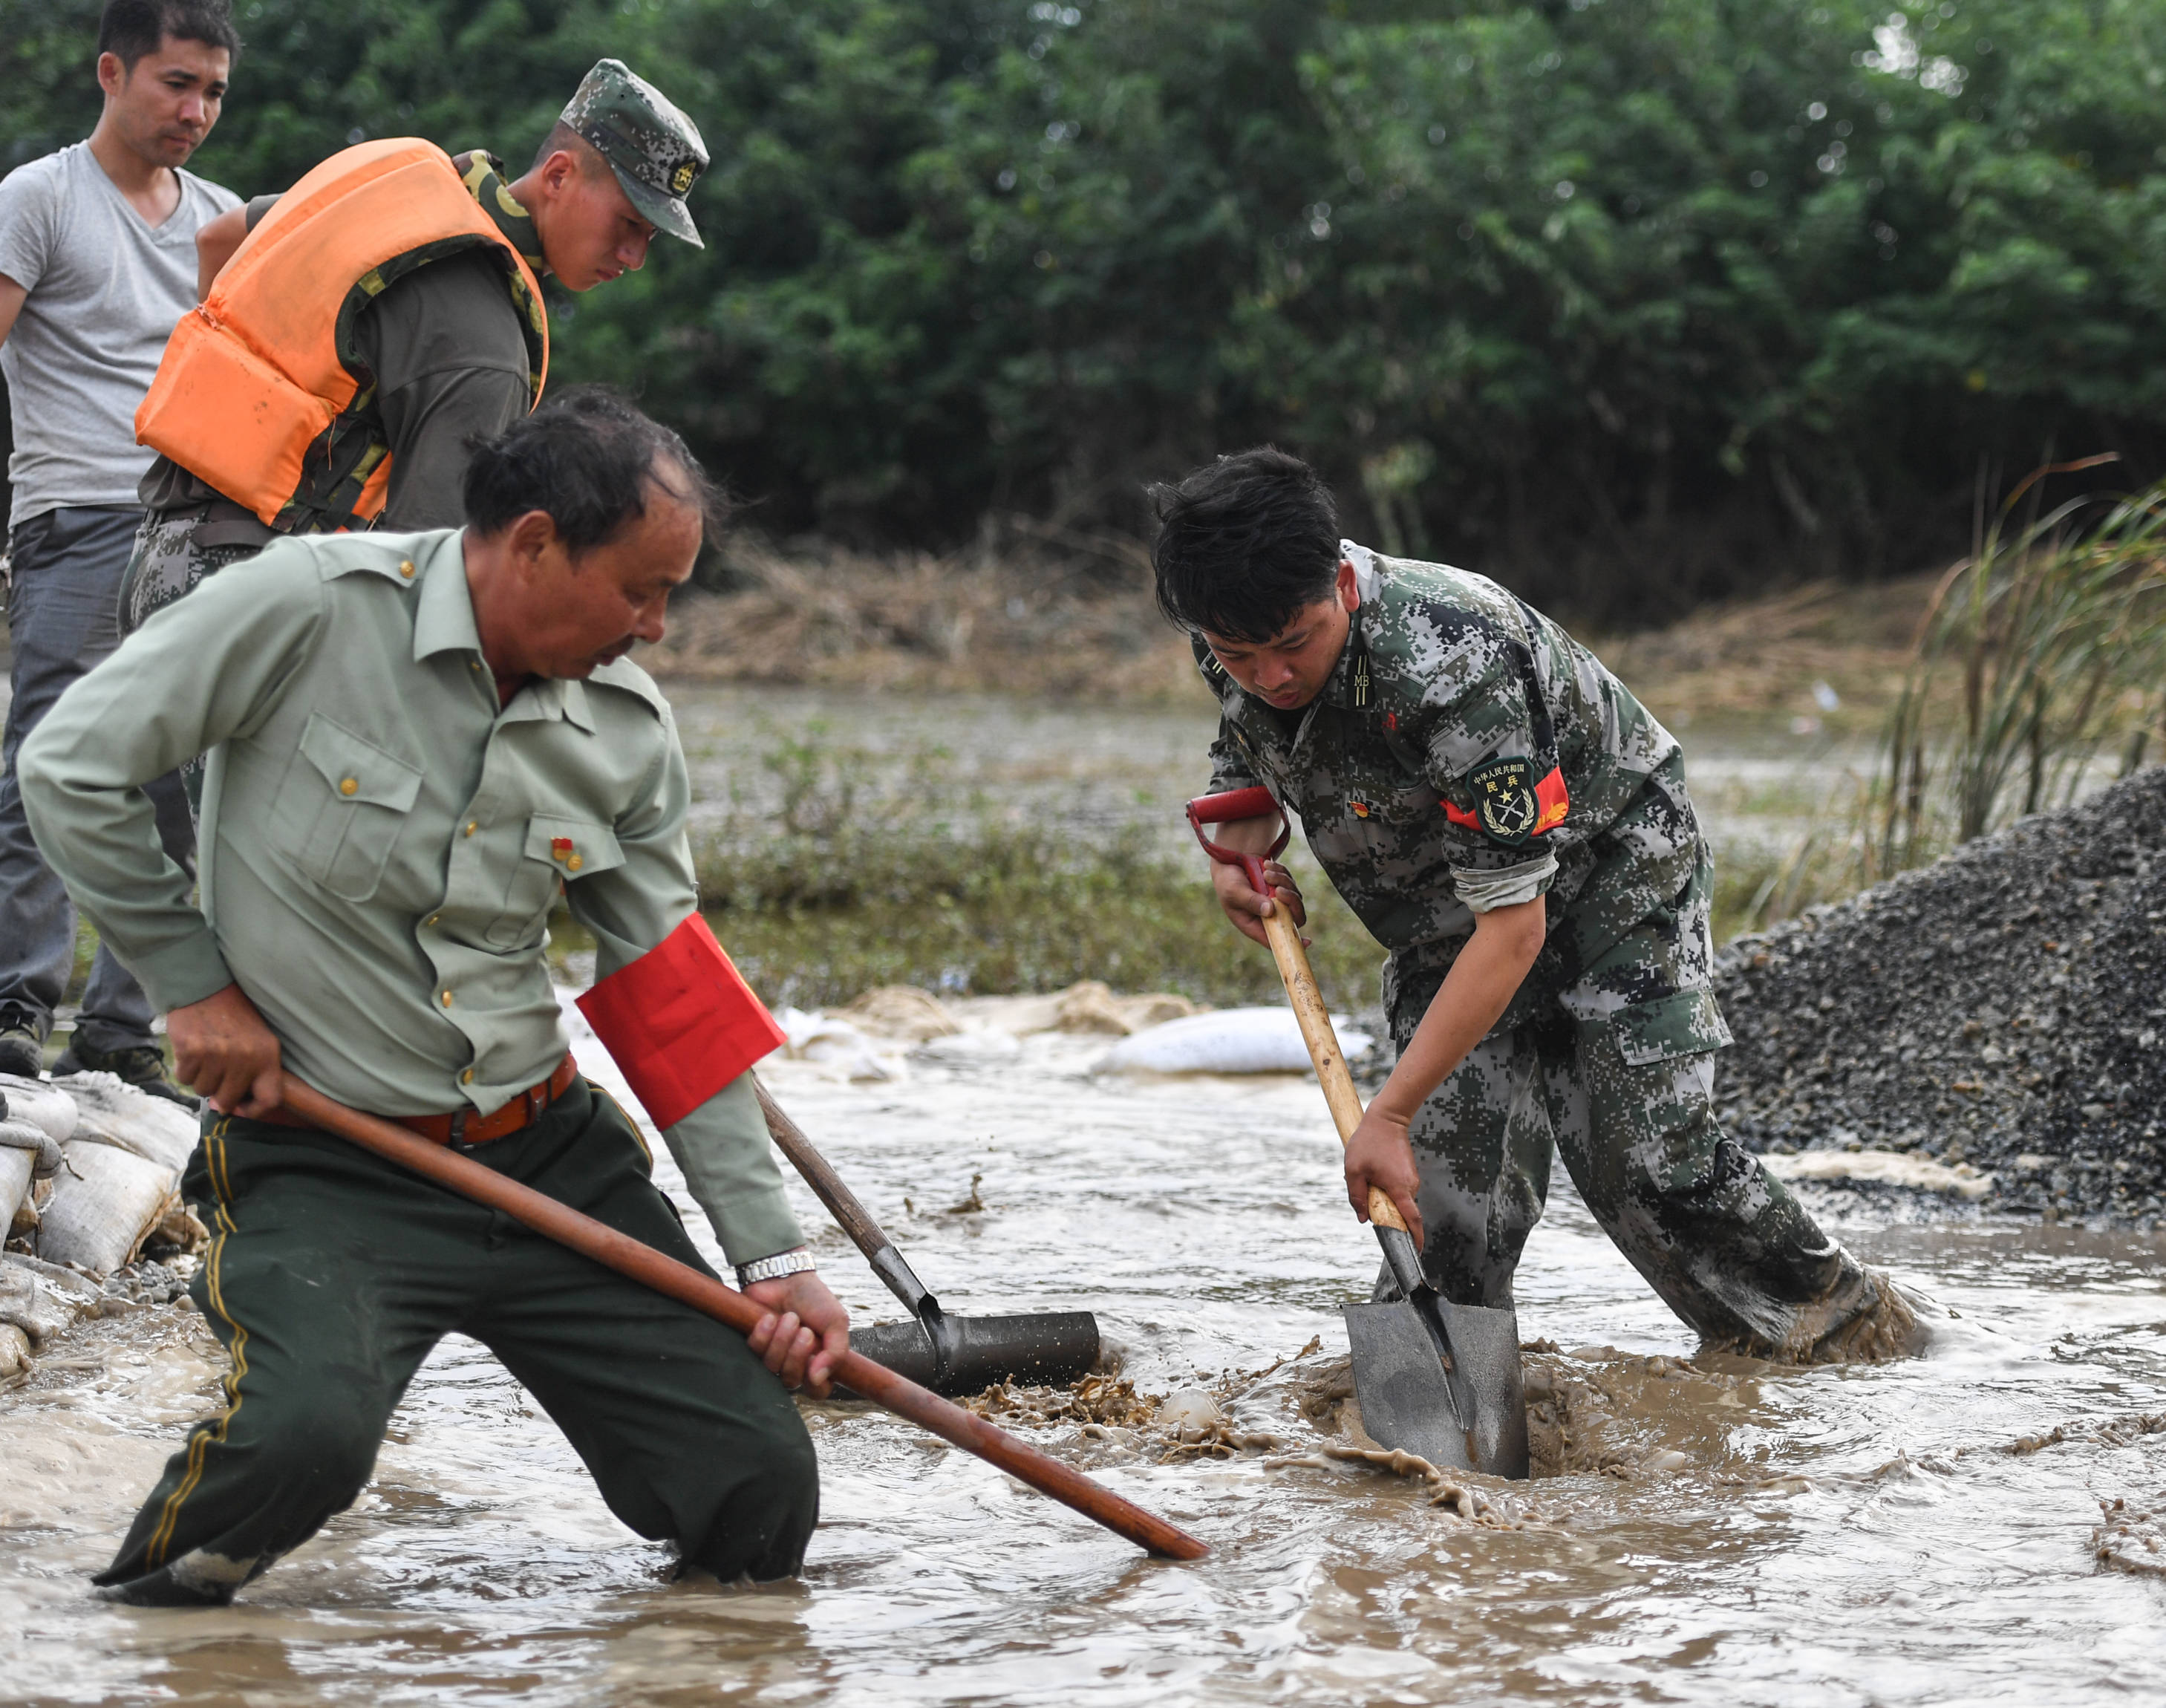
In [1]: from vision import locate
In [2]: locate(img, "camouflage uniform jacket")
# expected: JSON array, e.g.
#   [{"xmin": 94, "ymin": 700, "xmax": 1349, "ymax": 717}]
[{"xmin": 1201, "ymin": 543, "xmax": 1729, "ymax": 1050}]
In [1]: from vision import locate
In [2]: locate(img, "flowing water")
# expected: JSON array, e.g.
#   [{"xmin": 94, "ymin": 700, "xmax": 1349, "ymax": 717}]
[
  {"xmin": 7, "ymin": 1023, "xmax": 2165, "ymax": 1705},
  {"xmin": 4, "ymin": 688, "xmax": 2162, "ymax": 1703}
]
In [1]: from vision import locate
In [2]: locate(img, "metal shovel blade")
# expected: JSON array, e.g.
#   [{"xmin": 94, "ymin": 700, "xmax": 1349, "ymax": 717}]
[
  {"xmin": 846, "ymin": 1309, "xmax": 1101, "ymax": 1397},
  {"xmin": 1343, "ymin": 1299, "xmax": 1530, "ymax": 1479}
]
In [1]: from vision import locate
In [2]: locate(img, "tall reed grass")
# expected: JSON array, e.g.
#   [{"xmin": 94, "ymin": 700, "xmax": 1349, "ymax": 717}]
[
  {"xmin": 1719, "ymin": 466, "xmax": 2166, "ymax": 944},
  {"xmin": 1873, "ymin": 462, "xmax": 2166, "ymax": 874}
]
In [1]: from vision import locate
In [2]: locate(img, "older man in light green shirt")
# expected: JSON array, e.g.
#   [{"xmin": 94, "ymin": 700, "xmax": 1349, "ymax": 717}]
[{"xmin": 21, "ymin": 391, "xmax": 844, "ymax": 1605}]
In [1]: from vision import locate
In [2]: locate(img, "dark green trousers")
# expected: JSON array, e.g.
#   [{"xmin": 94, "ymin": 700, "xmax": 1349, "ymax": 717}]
[{"xmin": 95, "ymin": 1079, "xmax": 818, "ymax": 1605}]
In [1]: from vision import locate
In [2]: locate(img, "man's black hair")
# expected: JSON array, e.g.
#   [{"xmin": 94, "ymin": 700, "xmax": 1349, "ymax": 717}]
[
  {"xmin": 531, "ymin": 120, "xmax": 607, "ymax": 175},
  {"xmin": 1150, "ymin": 447, "xmax": 1341, "ymax": 643},
  {"xmin": 463, "ymin": 387, "xmax": 731, "ymax": 554},
  {"xmin": 97, "ymin": 0, "xmax": 241, "ymax": 71}
]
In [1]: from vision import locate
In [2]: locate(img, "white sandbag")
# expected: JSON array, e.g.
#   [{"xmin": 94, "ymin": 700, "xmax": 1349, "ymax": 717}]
[
  {"xmin": 35, "ymin": 1141, "xmax": 178, "ymax": 1278},
  {"xmin": 0, "ymin": 1073, "xmax": 79, "ymax": 1144},
  {"xmin": 0, "ymin": 1116, "xmax": 62, "ymax": 1236},
  {"xmin": 1093, "ymin": 1008, "xmax": 1375, "ymax": 1076},
  {"xmin": 52, "ymin": 1071, "xmax": 198, "ymax": 1173},
  {"xmin": 774, "ymin": 1008, "xmax": 896, "ymax": 1081},
  {"xmin": 0, "ymin": 1323, "xmax": 30, "ymax": 1381},
  {"xmin": 0, "ymin": 1144, "xmax": 33, "ymax": 1238}
]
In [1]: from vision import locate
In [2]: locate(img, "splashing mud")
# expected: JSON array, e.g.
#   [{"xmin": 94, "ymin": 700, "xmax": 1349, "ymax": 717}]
[{"xmin": 6, "ymin": 1020, "xmax": 2166, "ymax": 1704}]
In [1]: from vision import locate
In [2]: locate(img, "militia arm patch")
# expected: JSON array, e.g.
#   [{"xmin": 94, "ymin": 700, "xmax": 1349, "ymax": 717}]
[{"xmin": 1444, "ymin": 755, "xmax": 1570, "ymax": 846}]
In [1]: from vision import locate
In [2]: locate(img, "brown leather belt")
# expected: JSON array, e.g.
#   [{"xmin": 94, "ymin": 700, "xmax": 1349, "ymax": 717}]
[{"xmin": 261, "ymin": 1053, "xmax": 579, "ymax": 1147}]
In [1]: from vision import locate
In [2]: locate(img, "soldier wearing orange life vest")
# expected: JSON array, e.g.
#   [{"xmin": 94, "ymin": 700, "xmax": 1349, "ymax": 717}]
[{"xmin": 120, "ymin": 58, "xmax": 706, "ymax": 648}]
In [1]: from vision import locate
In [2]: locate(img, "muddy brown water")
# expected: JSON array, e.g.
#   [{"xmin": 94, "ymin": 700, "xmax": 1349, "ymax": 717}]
[
  {"xmin": 6, "ymin": 1026, "xmax": 2165, "ymax": 1705},
  {"xmin": 5, "ymin": 686, "xmax": 2162, "ymax": 1701}
]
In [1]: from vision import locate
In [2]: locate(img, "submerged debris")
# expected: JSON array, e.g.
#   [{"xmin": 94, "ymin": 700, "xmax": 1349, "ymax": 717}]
[
  {"xmin": 2096, "ymin": 1499, "xmax": 2166, "ymax": 1580},
  {"xmin": 1259, "ymin": 1443, "xmax": 1549, "ymax": 1527},
  {"xmin": 962, "ymin": 1372, "xmax": 1161, "ymax": 1430},
  {"xmin": 1712, "ymin": 765, "xmax": 2166, "ymax": 1222}
]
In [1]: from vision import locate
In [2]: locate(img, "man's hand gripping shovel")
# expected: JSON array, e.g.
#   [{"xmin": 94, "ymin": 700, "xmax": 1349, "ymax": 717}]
[{"xmin": 1187, "ymin": 787, "xmax": 1530, "ymax": 1480}]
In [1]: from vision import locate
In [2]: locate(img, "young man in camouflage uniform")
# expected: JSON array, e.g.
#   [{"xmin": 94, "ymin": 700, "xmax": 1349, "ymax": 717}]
[{"xmin": 1155, "ymin": 448, "xmax": 1917, "ymax": 1362}]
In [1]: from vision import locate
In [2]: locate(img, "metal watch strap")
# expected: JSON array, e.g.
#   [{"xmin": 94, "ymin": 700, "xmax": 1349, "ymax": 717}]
[{"xmin": 735, "ymin": 1247, "xmax": 816, "ymax": 1288}]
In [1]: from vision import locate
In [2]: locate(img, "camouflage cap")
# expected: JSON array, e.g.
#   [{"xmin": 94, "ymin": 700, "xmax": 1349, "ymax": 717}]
[{"xmin": 558, "ymin": 58, "xmax": 708, "ymax": 248}]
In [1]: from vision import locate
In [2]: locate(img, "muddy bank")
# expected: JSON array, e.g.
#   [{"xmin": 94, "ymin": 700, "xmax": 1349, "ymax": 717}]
[
  {"xmin": 1712, "ymin": 765, "xmax": 2166, "ymax": 1222},
  {"xmin": 643, "ymin": 538, "xmax": 1201, "ymax": 702}
]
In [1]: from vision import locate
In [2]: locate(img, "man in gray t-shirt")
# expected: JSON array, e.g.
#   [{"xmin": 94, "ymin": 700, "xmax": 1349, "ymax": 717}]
[{"xmin": 0, "ymin": 0, "xmax": 241, "ymax": 1095}]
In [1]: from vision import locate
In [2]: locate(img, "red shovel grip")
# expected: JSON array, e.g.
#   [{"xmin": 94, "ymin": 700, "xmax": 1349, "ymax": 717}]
[{"xmin": 1185, "ymin": 787, "xmax": 1291, "ymax": 900}]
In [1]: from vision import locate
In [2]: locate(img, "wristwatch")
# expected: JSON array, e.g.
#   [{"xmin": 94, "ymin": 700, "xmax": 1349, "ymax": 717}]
[{"xmin": 735, "ymin": 1246, "xmax": 817, "ymax": 1289}]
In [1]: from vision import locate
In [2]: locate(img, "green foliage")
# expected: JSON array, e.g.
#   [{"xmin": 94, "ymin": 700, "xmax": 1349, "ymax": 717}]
[
  {"xmin": 682, "ymin": 723, "xmax": 1382, "ymax": 1009},
  {"xmin": 688, "ymin": 819, "xmax": 1384, "ymax": 1013},
  {"xmin": 7, "ymin": 1, "xmax": 2166, "ymax": 613}
]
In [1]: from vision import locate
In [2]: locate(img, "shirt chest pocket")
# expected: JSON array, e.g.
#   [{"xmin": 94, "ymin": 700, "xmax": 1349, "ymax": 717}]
[
  {"xmin": 1312, "ymin": 777, "xmax": 1437, "ymax": 861},
  {"xmin": 486, "ymin": 812, "xmax": 627, "ymax": 948},
  {"xmin": 273, "ymin": 712, "xmax": 424, "ymax": 902}
]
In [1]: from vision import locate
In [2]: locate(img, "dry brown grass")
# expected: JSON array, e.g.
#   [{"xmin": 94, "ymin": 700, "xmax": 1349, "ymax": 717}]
[
  {"xmin": 646, "ymin": 535, "xmax": 1207, "ymax": 703},
  {"xmin": 647, "ymin": 540, "xmax": 1945, "ymax": 724},
  {"xmin": 1593, "ymin": 574, "xmax": 1940, "ymax": 726}
]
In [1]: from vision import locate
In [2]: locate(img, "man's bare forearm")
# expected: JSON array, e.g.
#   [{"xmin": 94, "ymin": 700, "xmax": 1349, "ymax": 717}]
[
  {"xmin": 195, "ymin": 205, "xmax": 247, "ymax": 299},
  {"xmin": 1369, "ymin": 898, "xmax": 1547, "ymax": 1125},
  {"xmin": 0, "ymin": 274, "xmax": 27, "ymax": 351}
]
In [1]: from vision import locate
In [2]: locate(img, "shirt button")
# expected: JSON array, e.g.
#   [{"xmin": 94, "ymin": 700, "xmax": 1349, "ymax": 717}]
[
  {"xmin": 339, "ymin": 777, "xmax": 359, "ymax": 796},
  {"xmin": 460, "ymin": 1068, "xmax": 474, "ymax": 1084},
  {"xmin": 440, "ymin": 990, "xmax": 454, "ymax": 1008},
  {"xmin": 567, "ymin": 854, "xmax": 583, "ymax": 872},
  {"xmin": 464, "ymin": 821, "xmax": 477, "ymax": 837},
  {"xmin": 399, "ymin": 559, "xmax": 415, "ymax": 579},
  {"xmin": 425, "ymin": 914, "xmax": 440, "ymax": 928}
]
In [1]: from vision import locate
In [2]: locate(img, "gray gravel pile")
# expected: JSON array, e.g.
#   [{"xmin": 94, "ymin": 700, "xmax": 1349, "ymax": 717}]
[{"xmin": 1711, "ymin": 765, "xmax": 2166, "ymax": 1223}]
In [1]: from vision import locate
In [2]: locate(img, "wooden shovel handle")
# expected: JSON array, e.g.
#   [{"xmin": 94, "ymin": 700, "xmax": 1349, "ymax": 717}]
[
  {"xmin": 1259, "ymin": 905, "xmax": 1410, "ymax": 1236},
  {"xmin": 752, "ymin": 1078, "xmax": 893, "ymax": 1257},
  {"xmin": 277, "ymin": 1078, "xmax": 1208, "ymax": 1562}
]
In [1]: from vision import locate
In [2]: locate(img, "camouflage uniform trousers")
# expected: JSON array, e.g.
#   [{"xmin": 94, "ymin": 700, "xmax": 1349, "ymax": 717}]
[
  {"xmin": 120, "ymin": 506, "xmax": 270, "ymax": 816},
  {"xmin": 1385, "ymin": 847, "xmax": 1902, "ymax": 1360}
]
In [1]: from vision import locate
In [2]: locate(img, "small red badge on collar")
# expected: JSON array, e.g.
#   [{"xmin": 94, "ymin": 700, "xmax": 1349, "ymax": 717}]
[
  {"xmin": 1383, "ymin": 712, "xmax": 1397, "ymax": 731},
  {"xmin": 550, "ymin": 837, "xmax": 574, "ymax": 862}
]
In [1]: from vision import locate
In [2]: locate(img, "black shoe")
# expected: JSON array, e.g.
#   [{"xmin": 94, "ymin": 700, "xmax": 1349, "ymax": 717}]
[
  {"xmin": 51, "ymin": 1037, "xmax": 194, "ymax": 1106},
  {"xmin": 0, "ymin": 1023, "xmax": 42, "ymax": 1079}
]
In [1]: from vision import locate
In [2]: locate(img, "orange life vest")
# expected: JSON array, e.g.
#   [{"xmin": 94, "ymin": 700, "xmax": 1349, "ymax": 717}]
[{"xmin": 135, "ymin": 137, "xmax": 549, "ymax": 532}]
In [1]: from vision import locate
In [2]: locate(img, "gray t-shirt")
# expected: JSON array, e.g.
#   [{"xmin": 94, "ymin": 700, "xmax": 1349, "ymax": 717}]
[{"xmin": 0, "ymin": 141, "xmax": 240, "ymax": 527}]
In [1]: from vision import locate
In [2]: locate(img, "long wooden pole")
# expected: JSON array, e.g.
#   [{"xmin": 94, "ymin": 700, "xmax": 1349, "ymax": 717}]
[{"xmin": 278, "ymin": 1079, "xmax": 1208, "ymax": 1562}]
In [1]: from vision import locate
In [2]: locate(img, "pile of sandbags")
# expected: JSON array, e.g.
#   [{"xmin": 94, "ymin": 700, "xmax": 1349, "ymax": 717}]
[{"xmin": 1, "ymin": 1072, "xmax": 201, "ymax": 1279}]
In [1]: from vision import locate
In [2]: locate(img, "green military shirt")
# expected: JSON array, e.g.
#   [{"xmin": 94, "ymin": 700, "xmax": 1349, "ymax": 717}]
[
  {"xmin": 19, "ymin": 527, "xmax": 803, "ymax": 1265},
  {"xmin": 1201, "ymin": 542, "xmax": 1719, "ymax": 1031}
]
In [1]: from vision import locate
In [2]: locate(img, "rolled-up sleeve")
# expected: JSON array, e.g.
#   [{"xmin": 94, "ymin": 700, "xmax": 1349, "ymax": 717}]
[
  {"xmin": 564, "ymin": 708, "xmax": 803, "ymax": 1265},
  {"xmin": 1449, "ymin": 850, "xmax": 1557, "ymax": 913},
  {"xmin": 17, "ymin": 550, "xmax": 327, "ymax": 1010}
]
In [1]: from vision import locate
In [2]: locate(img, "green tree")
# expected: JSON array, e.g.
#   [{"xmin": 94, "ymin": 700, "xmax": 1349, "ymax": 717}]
[{"xmin": 4, "ymin": 0, "xmax": 2164, "ymax": 619}]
